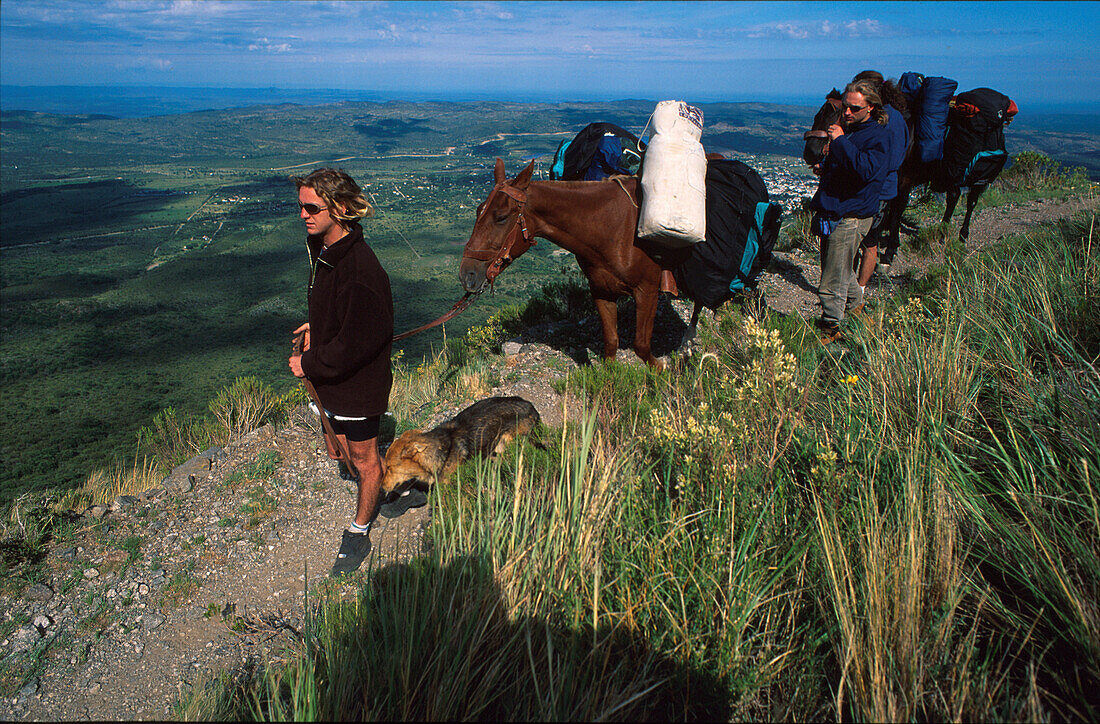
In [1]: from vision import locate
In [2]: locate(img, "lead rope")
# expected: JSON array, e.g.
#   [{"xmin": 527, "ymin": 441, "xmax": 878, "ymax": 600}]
[
  {"xmin": 294, "ymin": 332, "xmax": 352, "ymax": 463},
  {"xmin": 391, "ymin": 291, "xmax": 479, "ymax": 342}
]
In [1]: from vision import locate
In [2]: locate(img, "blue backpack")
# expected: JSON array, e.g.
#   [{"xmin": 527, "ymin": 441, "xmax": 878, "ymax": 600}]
[
  {"xmin": 550, "ymin": 123, "xmax": 643, "ymax": 181},
  {"xmin": 898, "ymin": 72, "xmax": 958, "ymax": 164}
]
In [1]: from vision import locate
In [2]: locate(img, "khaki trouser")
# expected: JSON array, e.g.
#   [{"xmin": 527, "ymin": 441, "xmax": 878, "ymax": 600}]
[{"xmin": 818, "ymin": 216, "xmax": 872, "ymax": 326}]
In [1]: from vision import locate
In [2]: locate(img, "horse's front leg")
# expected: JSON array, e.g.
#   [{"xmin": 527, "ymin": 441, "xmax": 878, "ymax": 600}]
[
  {"xmin": 880, "ymin": 192, "xmax": 907, "ymax": 267},
  {"xmin": 632, "ymin": 285, "xmax": 663, "ymax": 370},
  {"xmin": 682, "ymin": 300, "xmax": 704, "ymax": 347},
  {"xmin": 942, "ymin": 187, "xmax": 962, "ymax": 225},
  {"xmin": 592, "ymin": 295, "xmax": 619, "ymax": 361},
  {"xmin": 959, "ymin": 186, "xmax": 985, "ymax": 243}
]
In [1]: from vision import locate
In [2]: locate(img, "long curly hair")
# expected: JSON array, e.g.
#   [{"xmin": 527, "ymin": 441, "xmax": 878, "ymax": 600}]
[
  {"xmin": 844, "ymin": 79, "xmax": 889, "ymax": 126},
  {"xmin": 294, "ymin": 168, "xmax": 373, "ymax": 225}
]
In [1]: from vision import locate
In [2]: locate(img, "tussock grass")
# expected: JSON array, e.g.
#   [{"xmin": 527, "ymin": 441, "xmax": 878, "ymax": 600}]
[
  {"xmin": 208, "ymin": 376, "xmax": 279, "ymax": 443},
  {"xmin": 56, "ymin": 455, "xmax": 164, "ymax": 512}
]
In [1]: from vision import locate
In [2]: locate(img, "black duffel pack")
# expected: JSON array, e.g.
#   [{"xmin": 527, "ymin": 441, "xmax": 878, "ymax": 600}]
[{"xmin": 938, "ymin": 88, "xmax": 1018, "ymax": 190}]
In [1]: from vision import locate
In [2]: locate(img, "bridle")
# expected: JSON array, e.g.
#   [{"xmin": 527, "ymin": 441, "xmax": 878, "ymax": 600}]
[{"xmin": 460, "ymin": 180, "xmax": 537, "ymax": 286}]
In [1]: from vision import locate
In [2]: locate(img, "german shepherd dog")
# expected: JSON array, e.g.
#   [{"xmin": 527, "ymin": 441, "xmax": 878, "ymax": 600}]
[{"xmin": 381, "ymin": 396, "xmax": 540, "ymax": 494}]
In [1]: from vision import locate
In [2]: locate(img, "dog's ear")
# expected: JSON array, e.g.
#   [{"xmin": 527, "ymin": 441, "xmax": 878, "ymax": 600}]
[
  {"xmin": 390, "ymin": 431, "xmax": 423, "ymax": 459},
  {"xmin": 406, "ymin": 437, "xmax": 428, "ymax": 458}
]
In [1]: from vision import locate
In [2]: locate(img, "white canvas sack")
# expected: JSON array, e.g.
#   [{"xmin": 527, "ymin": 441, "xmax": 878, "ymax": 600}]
[{"xmin": 637, "ymin": 101, "xmax": 707, "ymax": 247}]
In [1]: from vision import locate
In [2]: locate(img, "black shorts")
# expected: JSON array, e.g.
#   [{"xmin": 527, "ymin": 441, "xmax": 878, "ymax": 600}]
[
  {"xmin": 325, "ymin": 414, "xmax": 381, "ymax": 442},
  {"xmin": 860, "ymin": 200, "xmax": 890, "ymax": 249}
]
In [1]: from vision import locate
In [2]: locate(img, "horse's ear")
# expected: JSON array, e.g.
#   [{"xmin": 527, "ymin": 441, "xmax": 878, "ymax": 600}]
[
  {"xmin": 494, "ymin": 158, "xmax": 506, "ymax": 185},
  {"xmin": 512, "ymin": 161, "xmax": 535, "ymax": 190},
  {"xmin": 828, "ymin": 88, "xmax": 842, "ymax": 100}
]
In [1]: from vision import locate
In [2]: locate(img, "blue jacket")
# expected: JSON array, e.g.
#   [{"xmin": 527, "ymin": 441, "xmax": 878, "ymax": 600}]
[
  {"xmin": 880, "ymin": 105, "xmax": 908, "ymax": 201},
  {"xmin": 811, "ymin": 116, "xmax": 891, "ymax": 219}
]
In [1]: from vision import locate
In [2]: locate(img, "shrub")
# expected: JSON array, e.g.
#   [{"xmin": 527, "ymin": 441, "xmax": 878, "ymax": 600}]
[
  {"xmin": 998, "ymin": 150, "xmax": 1091, "ymax": 193},
  {"xmin": 138, "ymin": 407, "xmax": 216, "ymax": 469},
  {"xmin": 779, "ymin": 202, "xmax": 816, "ymax": 252},
  {"xmin": 208, "ymin": 376, "xmax": 277, "ymax": 444}
]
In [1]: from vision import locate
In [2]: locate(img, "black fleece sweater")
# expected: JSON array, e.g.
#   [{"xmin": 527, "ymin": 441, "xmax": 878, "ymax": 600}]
[{"xmin": 301, "ymin": 223, "xmax": 393, "ymax": 417}]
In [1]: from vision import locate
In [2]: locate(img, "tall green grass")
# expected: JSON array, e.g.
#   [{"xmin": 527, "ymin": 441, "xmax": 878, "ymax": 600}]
[{"xmin": 181, "ymin": 208, "xmax": 1098, "ymax": 721}]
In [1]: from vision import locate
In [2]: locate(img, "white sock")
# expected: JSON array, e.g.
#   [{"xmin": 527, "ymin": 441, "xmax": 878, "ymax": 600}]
[
  {"xmin": 349, "ymin": 521, "xmax": 370, "ymax": 534},
  {"xmin": 859, "ymin": 285, "xmax": 866, "ymax": 295}
]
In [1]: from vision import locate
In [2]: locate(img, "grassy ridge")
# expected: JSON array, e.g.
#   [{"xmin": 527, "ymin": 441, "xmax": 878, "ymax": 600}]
[{"xmin": 173, "ymin": 197, "xmax": 1098, "ymax": 719}]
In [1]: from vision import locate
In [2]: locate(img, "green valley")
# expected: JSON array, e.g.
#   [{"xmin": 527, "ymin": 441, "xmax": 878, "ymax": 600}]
[{"xmin": 0, "ymin": 98, "xmax": 1095, "ymax": 502}]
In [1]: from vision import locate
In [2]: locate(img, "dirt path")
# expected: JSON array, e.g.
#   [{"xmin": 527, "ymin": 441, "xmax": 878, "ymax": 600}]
[
  {"xmin": 761, "ymin": 194, "xmax": 1098, "ymax": 320},
  {"xmin": 0, "ymin": 192, "xmax": 1094, "ymax": 720}
]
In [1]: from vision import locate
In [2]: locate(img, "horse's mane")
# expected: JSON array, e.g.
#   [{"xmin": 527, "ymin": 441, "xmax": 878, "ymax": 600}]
[{"xmin": 882, "ymin": 79, "xmax": 910, "ymax": 116}]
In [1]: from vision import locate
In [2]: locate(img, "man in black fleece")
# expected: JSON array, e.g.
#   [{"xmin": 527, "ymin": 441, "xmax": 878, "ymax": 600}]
[{"xmin": 288, "ymin": 168, "xmax": 394, "ymax": 575}]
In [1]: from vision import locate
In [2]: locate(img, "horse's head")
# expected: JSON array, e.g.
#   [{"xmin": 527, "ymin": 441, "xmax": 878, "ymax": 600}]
[
  {"xmin": 803, "ymin": 89, "xmax": 843, "ymax": 166},
  {"xmin": 459, "ymin": 158, "xmax": 536, "ymax": 293}
]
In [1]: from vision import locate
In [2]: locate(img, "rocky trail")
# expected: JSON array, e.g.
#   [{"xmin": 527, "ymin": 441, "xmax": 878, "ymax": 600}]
[{"xmin": 1, "ymin": 193, "xmax": 1095, "ymax": 720}]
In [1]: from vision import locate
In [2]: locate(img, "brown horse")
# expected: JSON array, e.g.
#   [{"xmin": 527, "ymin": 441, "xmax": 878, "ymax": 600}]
[
  {"xmin": 802, "ymin": 88, "xmax": 990, "ymax": 258},
  {"xmin": 459, "ymin": 158, "xmax": 700, "ymax": 369}
]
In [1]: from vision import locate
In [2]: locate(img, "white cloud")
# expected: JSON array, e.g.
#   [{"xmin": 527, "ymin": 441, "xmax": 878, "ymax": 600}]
[
  {"xmin": 117, "ymin": 56, "xmax": 174, "ymax": 71},
  {"xmin": 376, "ymin": 23, "xmax": 400, "ymax": 41},
  {"xmin": 248, "ymin": 37, "xmax": 292, "ymax": 53},
  {"xmin": 747, "ymin": 18, "xmax": 892, "ymax": 41}
]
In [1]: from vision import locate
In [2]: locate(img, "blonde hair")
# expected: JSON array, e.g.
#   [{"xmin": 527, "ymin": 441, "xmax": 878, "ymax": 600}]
[
  {"xmin": 844, "ymin": 79, "xmax": 889, "ymax": 126},
  {"xmin": 294, "ymin": 168, "xmax": 373, "ymax": 225}
]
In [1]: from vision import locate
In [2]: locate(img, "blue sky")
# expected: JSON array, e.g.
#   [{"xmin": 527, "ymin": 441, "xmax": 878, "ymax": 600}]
[{"xmin": 1, "ymin": 1, "xmax": 1098, "ymax": 108}]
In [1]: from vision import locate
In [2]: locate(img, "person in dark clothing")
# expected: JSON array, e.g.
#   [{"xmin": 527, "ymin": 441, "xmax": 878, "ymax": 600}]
[
  {"xmin": 850, "ymin": 70, "xmax": 910, "ymax": 288},
  {"xmin": 288, "ymin": 168, "xmax": 396, "ymax": 575},
  {"xmin": 809, "ymin": 79, "xmax": 891, "ymax": 344}
]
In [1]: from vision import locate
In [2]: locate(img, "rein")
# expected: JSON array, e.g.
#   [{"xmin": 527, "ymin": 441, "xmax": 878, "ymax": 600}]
[
  {"xmin": 294, "ymin": 332, "xmax": 352, "ymax": 462},
  {"xmin": 391, "ymin": 291, "xmax": 479, "ymax": 342},
  {"xmin": 460, "ymin": 181, "xmax": 537, "ymax": 285},
  {"xmin": 392, "ymin": 180, "xmax": 535, "ymax": 343}
]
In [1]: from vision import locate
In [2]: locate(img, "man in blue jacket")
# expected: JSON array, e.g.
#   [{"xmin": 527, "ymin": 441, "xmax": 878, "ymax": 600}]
[
  {"xmin": 851, "ymin": 71, "xmax": 910, "ymax": 288},
  {"xmin": 810, "ymin": 78, "xmax": 891, "ymax": 344}
]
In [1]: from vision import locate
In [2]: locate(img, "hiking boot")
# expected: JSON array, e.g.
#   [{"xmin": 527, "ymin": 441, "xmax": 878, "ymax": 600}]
[
  {"xmin": 331, "ymin": 529, "xmax": 372, "ymax": 576},
  {"xmin": 379, "ymin": 487, "xmax": 429, "ymax": 519},
  {"xmin": 818, "ymin": 323, "xmax": 842, "ymax": 346}
]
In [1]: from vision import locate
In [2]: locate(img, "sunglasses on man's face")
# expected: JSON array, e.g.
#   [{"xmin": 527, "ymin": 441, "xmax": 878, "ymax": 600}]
[
  {"xmin": 298, "ymin": 202, "xmax": 328, "ymax": 215},
  {"xmin": 843, "ymin": 103, "xmax": 869, "ymax": 113}
]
